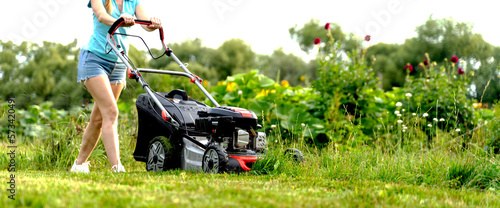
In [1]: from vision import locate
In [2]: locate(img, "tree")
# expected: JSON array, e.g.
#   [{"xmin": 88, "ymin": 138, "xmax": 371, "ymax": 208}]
[
  {"xmin": 365, "ymin": 17, "xmax": 499, "ymax": 103},
  {"xmin": 211, "ymin": 39, "xmax": 255, "ymax": 80},
  {"xmin": 0, "ymin": 40, "xmax": 83, "ymax": 109},
  {"xmin": 257, "ymin": 48, "xmax": 317, "ymax": 86},
  {"xmin": 148, "ymin": 38, "xmax": 216, "ymax": 71},
  {"xmin": 0, "ymin": 41, "xmax": 23, "ymax": 100}
]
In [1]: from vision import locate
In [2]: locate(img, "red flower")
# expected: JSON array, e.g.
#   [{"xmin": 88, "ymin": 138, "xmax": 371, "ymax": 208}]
[
  {"xmin": 405, "ymin": 64, "xmax": 414, "ymax": 72},
  {"xmin": 314, "ymin": 38, "xmax": 321, "ymax": 45},
  {"xmin": 364, "ymin": 35, "xmax": 371, "ymax": 42},
  {"xmin": 325, "ymin": 22, "xmax": 331, "ymax": 30},
  {"xmin": 423, "ymin": 60, "xmax": 429, "ymax": 66},
  {"xmin": 450, "ymin": 56, "xmax": 458, "ymax": 63},
  {"xmin": 457, "ymin": 68, "xmax": 465, "ymax": 75}
]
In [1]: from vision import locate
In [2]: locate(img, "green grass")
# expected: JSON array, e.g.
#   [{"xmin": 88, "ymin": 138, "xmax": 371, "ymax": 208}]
[
  {"xmin": 1, "ymin": 105, "xmax": 500, "ymax": 207},
  {"xmin": 2, "ymin": 142, "xmax": 500, "ymax": 207},
  {"xmin": 2, "ymin": 169, "xmax": 499, "ymax": 208}
]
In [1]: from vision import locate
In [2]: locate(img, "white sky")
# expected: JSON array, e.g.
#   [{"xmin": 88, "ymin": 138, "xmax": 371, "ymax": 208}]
[{"xmin": 2, "ymin": 0, "xmax": 499, "ymax": 61}]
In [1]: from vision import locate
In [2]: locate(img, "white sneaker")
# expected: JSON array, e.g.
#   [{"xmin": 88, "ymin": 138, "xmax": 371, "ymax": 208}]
[
  {"xmin": 112, "ymin": 164, "xmax": 126, "ymax": 173},
  {"xmin": 70, "ymin": 160, "xmax": 90, "ymax": 173}
]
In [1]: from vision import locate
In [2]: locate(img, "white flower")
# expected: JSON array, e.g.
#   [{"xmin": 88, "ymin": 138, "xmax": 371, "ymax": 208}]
[
  {"xmin": 397, "ymin": 120, "xmax": 403, "ymax": 124},
  {"xmin": 427, "ymin": 124, "xmax": 432, "ymax": 127},
  {"xmin": 238, "ymin": 90, "xmax": 243, "ymax": 95},
  {"xmin": 396, "ymin": 102, "xmax": 403, "ymax": 107},
  {"xmin": 301, "ymin": 123, "xmax": 306, "ymax": 127},
  {"xmin": 402, "ymin": 129, "xmax": 406, "ymax": 132},
  {"xmin": 405, "ymin": 93, "xmax": 412, "ymax": 97},
  {"xmin": 402, "ymin": 109, "xmax": 406, "ymax": 112},
  {"xmin": 403, "ymin": 126, "xmax": 408, "ymax": 130},
  {"xmin": 412, "ymin": 113, "xmax": 417, "ymax": 116},
  {"xmin": 433, "ymin": 118, "xmax": 438, "ymax": 122},
  {"xmin": 397, "ymin": 113, "xmax": 402, "ymax": 117},
  {"xmin": 395, "ymin": 110, "xmax": 400, "ymax": 115},
  {"xmin": 439, "ymin": 118, "xmax": 445, "ymax": 122},
  {"xmin": 423, "ymin": 113, "xmax": 429, "ymax": 118},
  {"xmin": 271, "ymin": 124, "xmax": 277, "ymax": 128},
  {"xmin": 455, "ymin": 128, "xmax": 461, "ymax": 132}
]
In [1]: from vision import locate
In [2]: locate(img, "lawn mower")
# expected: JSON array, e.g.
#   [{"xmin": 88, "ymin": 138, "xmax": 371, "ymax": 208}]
[{"xmin": 106, "ymin": 18, "xmax": 269, "ymax": 173}]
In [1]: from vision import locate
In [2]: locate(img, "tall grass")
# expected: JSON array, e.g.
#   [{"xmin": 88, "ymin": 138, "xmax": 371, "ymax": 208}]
[
  {"xmin": 1, "ymin": 102, "xmax": 499, "ymax": 192},
  {"xmin": 252, "ymin": 126, "xmax": 500, "ymax": 191}
]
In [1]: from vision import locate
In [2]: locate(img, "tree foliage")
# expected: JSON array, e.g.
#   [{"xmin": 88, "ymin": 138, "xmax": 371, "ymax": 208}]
[
  {"xmin": 0, "ymin": 40, "xmax": 83, "ymax": 109},
  {"xmin": 364, "ymin": 17, "xmax": 500, "ymax": 103},
  {"xmin": 211, "ymin": 38, "xmax": 256, "ymax": 80},
  {"xmin": 3, "ymin": 16, "xmax": 498, "ymax": 110},
  {"xmin": 0, "ymin": 36, "xmax": 312, "ymax": 109},
  {"xmin": 258, "ymin": 48, "xmax": 317, "ymax": 86}
]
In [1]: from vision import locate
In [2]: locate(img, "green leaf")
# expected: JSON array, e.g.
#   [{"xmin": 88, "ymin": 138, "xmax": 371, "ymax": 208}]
[
  {"xmin": 257, "ymin": 75, "xmax": 275, "ymax": 88},
  {"xmin": 247, "ymin": 100, "xmax": 273, "ymax": 116}
]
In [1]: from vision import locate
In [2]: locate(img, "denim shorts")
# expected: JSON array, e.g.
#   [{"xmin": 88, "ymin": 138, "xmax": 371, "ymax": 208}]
[{"xmin": 77, "ymin": 49, "xmax": 126, "ymax": 84}]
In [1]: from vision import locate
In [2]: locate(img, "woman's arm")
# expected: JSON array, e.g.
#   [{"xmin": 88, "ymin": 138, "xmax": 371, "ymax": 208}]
[
  {"xmin": 91, "ymin": 0, "xmax": 134, "ymax": 26},
  {"xmin": 135, "ymin": 3, "xmax": 161, "ymax": 31}
]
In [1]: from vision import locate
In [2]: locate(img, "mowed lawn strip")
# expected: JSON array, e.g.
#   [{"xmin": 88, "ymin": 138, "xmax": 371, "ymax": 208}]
[{"xmin": 2, "ymin": 170, "xmax": 499, "ymax": 208}]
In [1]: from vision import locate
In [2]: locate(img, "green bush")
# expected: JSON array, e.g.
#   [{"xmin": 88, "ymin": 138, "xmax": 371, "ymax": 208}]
[{"xmin": 311, "ymin": 34, "xmax": 385, "ymax": 147}]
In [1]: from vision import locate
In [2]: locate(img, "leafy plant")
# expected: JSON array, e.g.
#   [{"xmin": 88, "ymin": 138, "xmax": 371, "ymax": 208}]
[
  {"xmin": 211, "ymin": 70, "xmax": 323, "ymax": 144},
  {"xmin": 310, "ymin": 29, "xmax": 386, "ymax": 147}
]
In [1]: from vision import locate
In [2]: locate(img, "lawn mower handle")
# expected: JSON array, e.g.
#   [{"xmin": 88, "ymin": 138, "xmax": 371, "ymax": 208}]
[
  {"xmin": 107, "ymin": 18, "xmax": 220, "ymax": 107},
  {"xmin": 108, "ymin": 18, "xmax": 165, "ymax": 41},
  {"xmin": 106, "ymin": 18, "xmax": 221, "ymax": 125},
  {"xmin": 106, "ymin": 18, "xmax": 177, "ymax": 126}
]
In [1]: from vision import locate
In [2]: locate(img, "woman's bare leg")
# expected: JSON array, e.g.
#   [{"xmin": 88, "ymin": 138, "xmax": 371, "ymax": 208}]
[{"xmin": 76, "ymin": 75, "xmax": 125, "ymax": 167}]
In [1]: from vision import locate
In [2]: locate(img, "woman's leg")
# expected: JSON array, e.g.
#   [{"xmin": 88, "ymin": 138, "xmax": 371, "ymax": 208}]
[
  {"xmin": 76, "ymin": 75, "xmax": 125, "ymax": 166},
  {"xmin": 76, "ymin": 82, "xmax": 125, "ymax": 165},
  {"xmin": 75, "ymin": 102, "xmax": 103, "ymax": 164}
]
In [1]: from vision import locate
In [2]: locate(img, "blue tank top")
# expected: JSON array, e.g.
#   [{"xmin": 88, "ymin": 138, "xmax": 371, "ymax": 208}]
[{"xmin": 84, "ymin": 0, "xmax": 140, "ymax": 62}]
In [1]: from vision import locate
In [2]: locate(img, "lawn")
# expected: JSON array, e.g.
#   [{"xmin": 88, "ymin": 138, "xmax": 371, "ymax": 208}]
[
  {"xmin": 2, "ymin": 143, "xmax": 500, "ymax": 208},
  {"xmin": 2, "ymin": 170, "xmax": 499, "ymax": 208}
]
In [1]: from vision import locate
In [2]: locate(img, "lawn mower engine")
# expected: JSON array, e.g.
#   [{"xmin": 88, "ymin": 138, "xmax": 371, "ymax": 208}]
[
  {"xmin": 133, "ymin": 89, "xmax": 266, "ymax": 173},
  {"xmin": 195, "ymin": 106, "xmax": 267, "ymax": 172}
]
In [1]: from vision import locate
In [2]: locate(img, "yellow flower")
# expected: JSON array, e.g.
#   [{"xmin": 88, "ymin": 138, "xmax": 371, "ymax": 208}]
[
  {"xmin": 281, "ymin": 80, "xmax": 290, "ymax": 87},
  {"xmin": 257, "ymin": 89, "xmax": 266, "ymax": 97},
  {"xmin": 299, "ymin": 76, "xmax": 305, "ymax": 82},
  {"xmin": 226, "ymin": 82, "xmax": 236, "ymax": 92}
]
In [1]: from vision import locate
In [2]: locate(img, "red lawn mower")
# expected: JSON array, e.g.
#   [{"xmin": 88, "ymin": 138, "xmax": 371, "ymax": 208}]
[{"xmin": 106, "ymin": 18, "xmax": 269, "ymax": 173}]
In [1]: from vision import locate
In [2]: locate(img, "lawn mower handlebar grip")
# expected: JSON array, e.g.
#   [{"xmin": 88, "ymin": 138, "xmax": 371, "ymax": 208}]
[{"xmin": 107, "ymin": 18, "xmax": 153, "ymax": 35}]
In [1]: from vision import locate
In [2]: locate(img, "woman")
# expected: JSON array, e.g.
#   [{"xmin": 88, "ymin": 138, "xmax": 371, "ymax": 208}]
[{"xmin": 71, "ymin": 0, "xmax": 161, "ymax": 173}]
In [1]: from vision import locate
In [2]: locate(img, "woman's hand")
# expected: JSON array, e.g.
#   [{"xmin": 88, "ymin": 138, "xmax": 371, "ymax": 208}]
[
  {"xmin": 147, "ymin": 17, "xmax": 162, "ymax": 30},
  {"xmin": 119, "ymin": 13, "xmax": 135, "ymax": 27}
]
